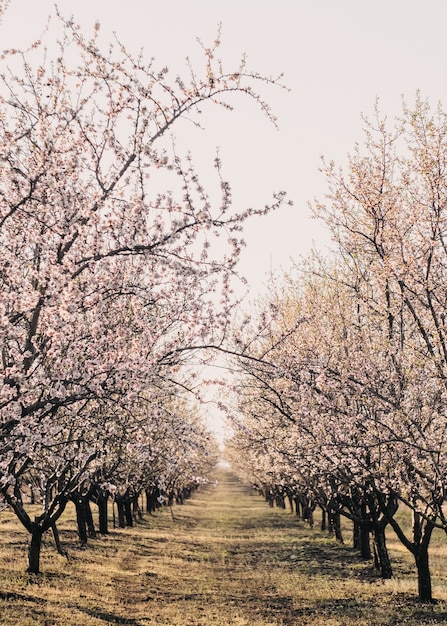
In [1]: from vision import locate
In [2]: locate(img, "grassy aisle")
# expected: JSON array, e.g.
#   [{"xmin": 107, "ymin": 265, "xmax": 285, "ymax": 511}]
[{"xmin": 1, "ymin": 469, "xmax": 447, "ymax": 625}]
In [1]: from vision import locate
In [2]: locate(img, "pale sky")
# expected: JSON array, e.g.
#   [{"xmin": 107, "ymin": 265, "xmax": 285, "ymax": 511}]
[{"xmin": 3, "ymin": 1, "xmax": 447, "ymax": 297}]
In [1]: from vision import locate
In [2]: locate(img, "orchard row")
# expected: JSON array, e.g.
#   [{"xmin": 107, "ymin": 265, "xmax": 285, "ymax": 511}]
[{"xmin": 227, "ymin": 99, "xmax": 447, "ymax": 604}]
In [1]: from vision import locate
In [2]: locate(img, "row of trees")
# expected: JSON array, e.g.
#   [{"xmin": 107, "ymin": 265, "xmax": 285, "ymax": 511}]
[
  {"xmin": 0, "ymin": 8, "xmax": 288, "ymax": 572},
  {"xmin": 227, "ymin": 98, "xmax": 447, "ymax": 603}
]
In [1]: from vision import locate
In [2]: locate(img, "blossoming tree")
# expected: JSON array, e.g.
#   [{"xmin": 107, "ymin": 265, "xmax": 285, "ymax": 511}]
[
  {"xmin": 0, "ymin": 9, "xmax": 288, "ymax": 572},
  {"xmin": 229, "ymin": 98, "xmax": 447, "ymax": 602}
]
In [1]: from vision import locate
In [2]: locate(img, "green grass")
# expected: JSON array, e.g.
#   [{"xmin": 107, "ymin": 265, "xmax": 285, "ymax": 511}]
[{"xmin": 0, "ymin": 471, "xmax": 447, "ymax": 624}]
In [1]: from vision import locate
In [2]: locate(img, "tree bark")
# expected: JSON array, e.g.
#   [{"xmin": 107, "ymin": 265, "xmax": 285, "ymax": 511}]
[
  {"xmin": 293, "ymin": 496, "xmax": 302, "ymax": 519},
  {"xmin": 51, "ymin": 523, "xmax": 68, "ymax": 559},
  {"xmin": 373, "ymin": 526, "xmax": 392, "ymax": 579},
  {"xmin": 320, "ymin": 505, "xmax": 327, "ymax": 531},
  {"xmin": 146, "ymin": 488, "xmax": 159, "ymax": 513},
  {"xmin": 97, "ymin": 494, "xmax": 109, "ymax": 534},
  {"xmin": 74, "ymin": 498, "xmax": 88, "ymax": 546},
  {"xmin": 415, "ymin": 545, "xmax": 433, "ymax": 603},
  {"xmin": 116, "ymin": 497, "xmax": 126, "ymax": 528},
  {"xmin": 85, "ymin": 499, "xmax": 96, "ymax": 538},
  {"xmin": 367, "ymin": 490, "xmax": 395, "ymax": 579},
  {"xmin": 359, "ymin": 522, "xmax": 371, "ymax": 560},
  {"xmin": 353, "ymin": 519, "xmax": 360, "ymax": 551},
  {"xmin": 124, "ymin": 499, "xmax": 133, "ymax": 527},
  {"xmin": 329, "ymin": 509, "xmax": 344, "ymax": 543},
  {"xmin": 27, "ymin": 524, "xmax": 43, "ymax": 574},
  {"xmin": 413, "ymin": 513, "xmax": 435, "ymax": 603}
]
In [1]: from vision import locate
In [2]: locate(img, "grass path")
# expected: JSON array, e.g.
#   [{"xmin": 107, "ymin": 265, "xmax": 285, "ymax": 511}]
[{"xmin": 1, "ymin": 469, "xmax": 447, "ymax": 624}]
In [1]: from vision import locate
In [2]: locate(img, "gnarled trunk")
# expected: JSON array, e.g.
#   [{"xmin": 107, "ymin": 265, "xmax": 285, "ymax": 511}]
[
  {"xmin": 367, "ymin": 490, "xmax": 395, "ymax": 579},
  {"xmin": 51, "ymin": 523, "xmax": 68, "ymax": 559},
  {"xmin": 27, "ymin": 524, "xmax": 43, "ymax": 574},
  {"xmin": 373, "ymin": 526, "xmax": 392, "ymax": 579},
  {"xmin": 413, "ymin": 513, "xmax": 435, "ymax": 603}
]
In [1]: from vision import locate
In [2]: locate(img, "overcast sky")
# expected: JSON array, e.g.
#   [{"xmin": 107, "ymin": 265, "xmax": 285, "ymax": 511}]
[{"xmin": 3, "ymin": 0, "xmax": 447, "ymax": 297}]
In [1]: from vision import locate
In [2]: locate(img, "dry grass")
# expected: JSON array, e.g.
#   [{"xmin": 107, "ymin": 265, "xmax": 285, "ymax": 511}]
[{"xmin": 0, "ymin": 472, "xmax": 447, "ymax": 625}]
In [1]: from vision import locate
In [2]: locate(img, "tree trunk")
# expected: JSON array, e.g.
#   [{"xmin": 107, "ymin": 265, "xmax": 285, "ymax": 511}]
[
  {"xmin": 360, "ymin": 501, "xmax": 371, "ymax": 559},
  {"xmin": 329, "ymin": 509, "xmax": 344, "ymax": 543},
  {"xmin": 133, "ymin": 495, "xmax": 142, "ymax": 520},
  {"xmin": 360, "ymin": 523, "xmax": 371, "ymax": 560},
  {"xmin": 294, "ymin": 496, "xmax": 302, "ymax": 519},
  {"xmin": 51, "ymin": 523, "xmax": 68, "ymax": 559},
  {"xmin": 97, "ymin": 494, "xmax": 109, "ymax": 534},
  {"xmin": 320, "ymin": 505, "xmax": 326, "ymax": 531},
  {"xmin": 373, "ymin": 526, "xmax": 392, "ymax": 579},
  {"xmin": 75, "ymin": 498, "xmax": 88, "ymax": 546},
  {"xmin": 286, "ymin": 492, "xmax": 294, "ymax": 512},
  {"xmin": 85, "ymin": 500, "xmax": 96, "ymax": 538},
  {"xmin": 27, "ymin": 524, "xmax": 43, "ymax": 574},
  {"xmin": 275, "ymin": 492, "xmax": 286, "ymax": 509},
  {"xmin": 413, "ymin": 513, "xmax": 435, "ymax": 603},
  {"xmin": 353, "ymin": 519, "xmax": 360, "ymax": 551},
  {"xmin": 374, "ymin": 489, "xmax": 434, "ymax": 600},
  {"xmin": 367, "ymin": 490, "xmax": 395, "ymax": 579},
  {"xmin": 146, "ymin": 488, "xmax": 159, "ymax": 513},
  {"xmin": 145, "ymin": 489, "xmax": 153, "ymax": 513},
  {"xmin": 124, "ymin": 499, "xmax": 133, "ymax": 527},
  {"xmin": 116, "ymin": 498, "xmax": 126, "ymax": 528},
  {"xmin": 415, "ymin": 545, "xmax": 432, "ymax": 602},
  {"xmin": 303, "ymin": 501, "xmax": 315, "ymax": 528}
]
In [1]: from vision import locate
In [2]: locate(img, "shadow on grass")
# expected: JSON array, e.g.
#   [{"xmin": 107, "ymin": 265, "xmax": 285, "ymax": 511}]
[
  {"xmin": 314, "ymin": 594, "xmax": 447, "ymax": 625},
  {"xmin": 78, "ymin": 607, "xmax": 140, "ymax": 624},
  {"xmin": 0, "ymin": 589, "xmax": 40, "ymax": 603},
  {"xmin": 285, "ymin": 537, "xmax": 379, "ymax": 580}
]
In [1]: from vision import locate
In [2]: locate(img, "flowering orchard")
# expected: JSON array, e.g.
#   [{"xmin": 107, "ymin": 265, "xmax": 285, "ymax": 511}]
[
  {"xmin": 0, "ymin": 8, "xmax": 288, "ymax": 573},
  {"xmin": 227, "ymin": 98, "xmax": 447, "ymax": 603}
]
